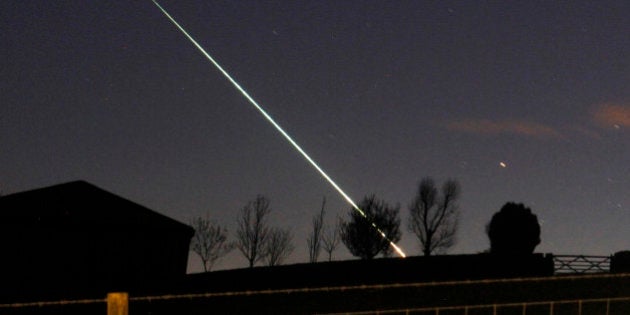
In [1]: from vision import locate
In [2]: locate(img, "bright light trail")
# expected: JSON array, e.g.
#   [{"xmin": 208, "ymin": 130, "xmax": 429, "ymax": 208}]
[{"xmin": 152, "ymin": 0, "xmax": 406, "ymax": 258}]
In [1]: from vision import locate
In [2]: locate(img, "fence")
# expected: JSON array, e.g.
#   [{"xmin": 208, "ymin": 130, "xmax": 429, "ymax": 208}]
[
  {"xmin": 2, "ymin": 273, "xmax": 629, "ymax": 314},
  {"xmin": 553, "ymin": 255, "xmax": 611, "ymax": 274},
  {"xmin": 4, "ymin": 290, "xmax": 630, "ymax": 315},
  {"xmin": 321, "ymin": 296, "xmax": 630, "ymax": 314}
]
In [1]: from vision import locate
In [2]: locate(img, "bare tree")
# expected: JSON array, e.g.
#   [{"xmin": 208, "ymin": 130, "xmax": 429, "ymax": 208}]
[
  {"xmin": 190, "ymin": 216, "xmax": 233, "ymax": 272},
  {"xmin": 235, "ymin": 195, "xmax": 271, "ymax": 268},
  {"xmin": 321, "ymin": 218, "xmax": 341, "ymax": 261},
  {"xmin": 408, "ymin": 177, "xmax": 460, "ymax": 256},
  {"xmin": 264, "ymin": 227, "xmax": 294, "ymax": 266},
  {"xmin": 307, "ymin": 197, "xmax": 326, "ymax": 263},
  {"xmin": 340, "ymin": 194, "xmax": 401, "ymax": 260}
]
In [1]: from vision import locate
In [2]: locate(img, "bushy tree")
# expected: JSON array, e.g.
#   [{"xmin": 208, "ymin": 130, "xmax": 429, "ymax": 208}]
[
  {"xmin": 408, "ymin": 178, "xmax": 460, "ymax": 256},
  {"xmin": 340, "ymin": 194, "xmax": 401, "ymax": 259},
  {"xmin": 486, "ymin": 202, "xmax": 541, "ymax": 254}
]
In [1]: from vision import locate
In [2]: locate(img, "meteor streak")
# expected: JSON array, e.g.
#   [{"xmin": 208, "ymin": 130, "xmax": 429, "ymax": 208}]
[{"xmin": 152, "ymin": 0, "xmax": 406, "ymax": 258}]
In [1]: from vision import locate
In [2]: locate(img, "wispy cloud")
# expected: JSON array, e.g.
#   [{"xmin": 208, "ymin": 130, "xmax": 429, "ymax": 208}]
[
  {"xmin": 446, "ymin": 119, "xmax": 563, "ymax": 139},
  {"xmin": 445, "ymin": 103, "xmax": 629, "ymax": 140},
  {"xmin": 593, "ymin": 104, "xmax": 630, "ymax": 128}
]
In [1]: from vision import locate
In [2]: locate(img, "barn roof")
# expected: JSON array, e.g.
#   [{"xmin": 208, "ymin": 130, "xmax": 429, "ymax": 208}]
[{"xmin": 0, "ymin": 180, "xmax": 193, "ymax": 235}]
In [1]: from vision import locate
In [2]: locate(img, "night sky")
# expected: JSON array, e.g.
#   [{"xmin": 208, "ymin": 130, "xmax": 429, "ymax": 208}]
[{"xmin": 2, "ymin": 1, "xmax": 628, "ymax": 272}]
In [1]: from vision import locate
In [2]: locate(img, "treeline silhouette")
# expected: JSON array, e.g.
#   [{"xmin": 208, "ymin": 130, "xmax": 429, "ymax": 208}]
[{"xmin": 191, "ymin": 177, "xmax": 543, "ymax": 270}]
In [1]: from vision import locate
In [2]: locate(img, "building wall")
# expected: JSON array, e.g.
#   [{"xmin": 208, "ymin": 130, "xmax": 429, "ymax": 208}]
[{"xmin": 0, "ymin": 181, "xmax": 194, "ymax": 301}]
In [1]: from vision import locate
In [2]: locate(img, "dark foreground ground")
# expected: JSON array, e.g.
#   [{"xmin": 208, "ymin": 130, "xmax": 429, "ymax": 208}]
[{"xmin": 2, "ymin": 255, "xmax": 630, "ymax": 314}]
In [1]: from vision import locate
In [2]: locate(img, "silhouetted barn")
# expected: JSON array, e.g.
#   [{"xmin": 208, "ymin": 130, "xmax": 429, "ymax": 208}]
[{"xmin": 0, "ymin": 181, "xmax": 194, "ymax": 302}]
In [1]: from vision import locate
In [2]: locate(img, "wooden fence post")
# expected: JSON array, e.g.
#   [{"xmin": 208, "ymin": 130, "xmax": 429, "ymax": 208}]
[{"xmin": 107, "ymin": 292, "xmax": 129, "ymax": 315}]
